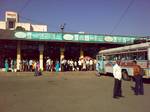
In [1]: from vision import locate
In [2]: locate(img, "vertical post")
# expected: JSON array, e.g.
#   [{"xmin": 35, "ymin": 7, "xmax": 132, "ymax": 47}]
[
  {"xmin": 60, "ymin": 47, "xmax": 65, "ymax": 61},
  {"xmin": 60, "ymin": 47, "xmax": 65, "ymax": 72},
  {"xmin": 17, "ymin": 41, "xmax": 21, "ymax": 71},
  {"xmin": 148, "ymin": 48, "xmax": 150, "ymax": 61},
  {"xmin": 60, "ymin": 23, "xmax": 66, "ymax": 71},
  {"xmin": 147, "ymin": 48, "xmax": 150, "ymax": 76},
  {"xmin": 39, "ymin": 44, "xmax": 44, "ymax": 71},
  {"xmin": 80, "ymin": 48, "xmax": 84, "ymax": 59}
]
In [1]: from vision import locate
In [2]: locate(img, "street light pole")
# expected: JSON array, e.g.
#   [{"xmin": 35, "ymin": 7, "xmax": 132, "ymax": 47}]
[{"xmin": 60, "ymin": 23, "xmax": 66, "ymax": 72}]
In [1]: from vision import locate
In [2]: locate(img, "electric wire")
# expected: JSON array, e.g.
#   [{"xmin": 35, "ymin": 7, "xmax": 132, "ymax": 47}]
[{"xmin": 110, "ymin": 0, "xmax": 135, "ymax": 35}]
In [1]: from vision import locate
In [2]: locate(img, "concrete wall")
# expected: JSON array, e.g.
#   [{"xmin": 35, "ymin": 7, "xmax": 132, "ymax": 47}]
[
  {"xmin": 1, "ymin": 11, "xmax": 47, "ymax": 32},
  {"xmin": 5, "ymin": 11, "xmax": 19, "ymax": 22},
  {"xmin": 15, "ymin": 22, "xmax": 31, "ymax": 31},
  {"xmin": 0, "ymin": 21, "xmax": 6, "ymax": 29},
  {"xmin": 31, "ymin": 24, "xmax": 47, "ymax": 32}
]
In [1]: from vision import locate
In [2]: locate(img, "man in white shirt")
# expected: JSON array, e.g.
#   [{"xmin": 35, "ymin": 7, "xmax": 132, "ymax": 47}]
[
  {"xmin": 46, "ymin": 58, "xmax": 51, "ymax": 71},
  {"xmin": 113, "ymin": 60, "xmax": 123, "ymax": 99},
  {"xmin": 89, "ymin": 59, "xmax": 93, "ymax": 71},
  {"xmin": 78, "ymin": 59, "xmax": 82, "ymax": 71}
]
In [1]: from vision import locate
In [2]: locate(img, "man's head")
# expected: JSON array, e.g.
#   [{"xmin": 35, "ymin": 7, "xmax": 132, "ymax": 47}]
[
  {"xmin": 116, "ymin": 60, "xmax": 120, "ymax": 65},
  {"xmin": 132, "ymin": 60, "xmax": 137, "ymax": 65}
]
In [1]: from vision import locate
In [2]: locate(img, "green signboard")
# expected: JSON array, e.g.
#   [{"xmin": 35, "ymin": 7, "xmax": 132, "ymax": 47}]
[
  {"xmin": 14, "ymin": 31, "xmax": 138, "ymax": 44},
  {"xmin": 15, "ymin": 32, "xmax": 63, "ymax": 41},
  {"xmin": 63, "ymin": 34, "xmax": 104, "ymax": 43}
]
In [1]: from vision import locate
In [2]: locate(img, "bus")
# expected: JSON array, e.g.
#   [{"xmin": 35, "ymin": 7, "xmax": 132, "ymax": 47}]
[{"xmin": 96, "ymin": 42, "xmax": 150, "ymax": 79}]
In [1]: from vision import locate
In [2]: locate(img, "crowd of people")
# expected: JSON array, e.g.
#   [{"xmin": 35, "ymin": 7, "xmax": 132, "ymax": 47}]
[
  {"xmin": 1, "ymin": 57, "xmax": 97, "ymax": 72},
  {"xmin": 45, "ymin": 58, "xmax": 97, "ymax": 72},
  {"xmin": 3, "ymin": 58, "xmax": 17, "ymax": 72},
  {"xmin": 2, "ymin": 58, "xmax": 40, "ymax": 72},
  {"xmin": 1, "ymin": 57, "xmax": 145, "ymax": 98}
]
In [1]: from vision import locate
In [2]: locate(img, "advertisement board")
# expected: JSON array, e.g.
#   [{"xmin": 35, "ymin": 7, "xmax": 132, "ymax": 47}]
[{"xmin": 14, "ymin": 31, "xmax": 137, "ymax": 44}]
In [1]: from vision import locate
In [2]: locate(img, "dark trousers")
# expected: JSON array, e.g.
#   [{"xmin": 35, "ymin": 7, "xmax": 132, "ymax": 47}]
[
  {"xmin": 79, "ymin": 65, "xmax": 82, "ymax": 71},
  {"xmin": 134, "ymin": 75, "xmax": 144, "ymax": 95},
  {"xmin": 113, "ymin": 79, "xmax": 122, "ymax": 97},
  {"xmin": 30, "ymin": 65, "xmax": 32, "ymax": 71},
  {"xmin": 61, "ymin": 64, "xmax": 64, "ymax": 72},
  {"xmin": 35, "ymin": 68, "xmax": 42, "ymax": 76}
]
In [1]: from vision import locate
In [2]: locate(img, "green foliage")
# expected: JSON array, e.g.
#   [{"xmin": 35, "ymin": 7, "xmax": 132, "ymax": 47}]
[{"xmin": 15, "ymin": 26, "xmax": 25, "ymax": 31}]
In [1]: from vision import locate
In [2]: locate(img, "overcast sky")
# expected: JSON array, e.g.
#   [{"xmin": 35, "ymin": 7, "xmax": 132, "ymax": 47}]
[{"xmin": 0, "ymin": 0, "xmax": 150, "ymax": 36}]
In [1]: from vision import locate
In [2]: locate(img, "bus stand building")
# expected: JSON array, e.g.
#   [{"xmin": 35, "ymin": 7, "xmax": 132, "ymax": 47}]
[{"xmin": 0, "ymin": 11, "xmax": 139, "ymax": 71}]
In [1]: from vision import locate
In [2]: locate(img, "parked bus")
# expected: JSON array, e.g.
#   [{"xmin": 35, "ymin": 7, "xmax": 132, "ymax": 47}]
[{"xmin": 96, "ymin": 42, "xmax": 150, "ymax": 79}]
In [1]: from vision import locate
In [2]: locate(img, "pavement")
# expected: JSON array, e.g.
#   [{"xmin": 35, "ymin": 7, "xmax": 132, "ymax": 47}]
[{"xmin": 0, "ymin": 71, "xmax": 149, "ymax": 112}]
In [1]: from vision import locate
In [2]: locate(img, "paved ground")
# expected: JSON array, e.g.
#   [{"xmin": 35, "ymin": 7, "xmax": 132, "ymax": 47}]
[{"xmin": 0, "ymin": 71, "xmax": 149, "ymax": 112}]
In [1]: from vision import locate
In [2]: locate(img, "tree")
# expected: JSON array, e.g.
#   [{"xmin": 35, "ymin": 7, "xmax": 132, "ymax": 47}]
[{"xmin": 15, "ymin": 26, "xmax": 25, "ymax": 31}]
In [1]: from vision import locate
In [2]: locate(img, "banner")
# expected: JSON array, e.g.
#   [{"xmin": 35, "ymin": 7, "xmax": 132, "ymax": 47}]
[{"xmin": 14, "ymin": 31, "xmax": 138, "ymax": 44}]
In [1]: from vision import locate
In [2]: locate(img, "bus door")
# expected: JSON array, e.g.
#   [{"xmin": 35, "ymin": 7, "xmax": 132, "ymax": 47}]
[{"xmin": 96, "ymin": 55, "xmax": 105, "ymax": 73}]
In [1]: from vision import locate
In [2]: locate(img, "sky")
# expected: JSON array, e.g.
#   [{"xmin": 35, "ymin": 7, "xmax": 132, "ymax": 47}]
[{"xmin": 0, "ymin": 0, "xmax": 150, "ymax": 36}]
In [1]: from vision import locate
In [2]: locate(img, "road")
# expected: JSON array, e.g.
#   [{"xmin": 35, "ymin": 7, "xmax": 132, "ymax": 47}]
[{"xmin": 0, "ymin": 71, "xmax": 149, "ymax": 112}]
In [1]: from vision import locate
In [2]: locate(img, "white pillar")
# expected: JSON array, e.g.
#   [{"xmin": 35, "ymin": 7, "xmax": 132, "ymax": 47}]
[
  {"xmin": 80, "ymin": 48, "xmax": 84, "ymax": 59},
  {"xmin": 17, "ymin": 41, "xmax": 21, "ymax": 70},
  {"xmin": 148, "ymin": 48, "xmax": 150, "ymax": 60},
  {"xmin": 60, "ymin": 47, "xmax": 65, "ymax": 61},
  {"xmin": 39, "ymin": 44, "xmax": 44, "ymax": 71}
]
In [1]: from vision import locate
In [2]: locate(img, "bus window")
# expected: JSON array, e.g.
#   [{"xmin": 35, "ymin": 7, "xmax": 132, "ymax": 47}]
[{"xmin": 138, "ymin": 52, "xmax": 147, "ymax": 60}]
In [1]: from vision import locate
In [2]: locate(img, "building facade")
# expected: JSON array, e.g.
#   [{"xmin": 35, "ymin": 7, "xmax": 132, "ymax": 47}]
[
  {"xmin": 0, "ymin": 29, "xmax": 139, "ymax": 71},
  {"xmin": 0, "ymin": 11, "xmax": 47, "ymax": 32},
  {"xmin": 0, "ymin": 11, "xmax": 140, "ymax": 71}
]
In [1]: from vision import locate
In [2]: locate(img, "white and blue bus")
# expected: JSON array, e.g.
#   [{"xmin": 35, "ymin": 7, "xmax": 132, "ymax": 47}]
[{"xmin": 96, "ymin": 42, "xmax": 150, "ymax": 78}]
